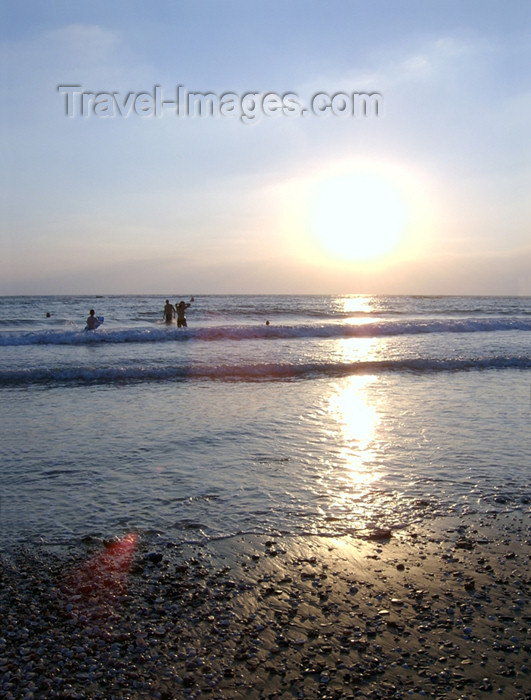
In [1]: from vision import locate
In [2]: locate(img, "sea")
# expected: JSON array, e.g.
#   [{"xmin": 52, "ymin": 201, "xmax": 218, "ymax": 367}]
[{"xmin": 0, "ymin": 294, "xmax": 530, "ymax": 553}]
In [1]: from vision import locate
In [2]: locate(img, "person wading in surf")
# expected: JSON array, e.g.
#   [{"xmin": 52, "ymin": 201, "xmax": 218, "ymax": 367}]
[
  {"xmin": 163, "ymin": 300, "xmax": 175, "ymax": 324},
  {"xmin": 86, "ymin": 309, "xmax": 99, "ymax": 331},
  {"xmin": 176, "ymin": 301, "xmax": 190, "ymax": 328}
]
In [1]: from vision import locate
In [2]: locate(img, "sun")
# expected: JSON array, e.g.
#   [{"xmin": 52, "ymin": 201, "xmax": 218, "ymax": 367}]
[{"xmin": 308, "ymin": 172, "xmax": 408, "ymax": 261}]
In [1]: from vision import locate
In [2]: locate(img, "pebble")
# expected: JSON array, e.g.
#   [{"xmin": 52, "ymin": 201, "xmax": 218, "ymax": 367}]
[
  {"xmin": 368, "ymin": 529, "xmax": 392, "ymax": 541},
  {"xmin": 1, "ymin": 521, "xmax": 529, "ymax": 699}
]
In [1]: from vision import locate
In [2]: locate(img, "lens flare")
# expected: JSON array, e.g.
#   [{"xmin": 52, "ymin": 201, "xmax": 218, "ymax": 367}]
[{"xmin": 61, "ymin": 533, "xmax": 138, "ymax": 616}]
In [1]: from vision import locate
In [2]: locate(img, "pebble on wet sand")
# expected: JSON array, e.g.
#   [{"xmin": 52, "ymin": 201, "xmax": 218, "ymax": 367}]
[{"xmin": 0, "ymin": 513, "xmax": 529, "ymax": 699}]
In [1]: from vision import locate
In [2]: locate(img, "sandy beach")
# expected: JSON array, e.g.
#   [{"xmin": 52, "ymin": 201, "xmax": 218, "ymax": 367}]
[{"xmin": 1, "ymin": 511, "xmax": 529, "ymax": 699}]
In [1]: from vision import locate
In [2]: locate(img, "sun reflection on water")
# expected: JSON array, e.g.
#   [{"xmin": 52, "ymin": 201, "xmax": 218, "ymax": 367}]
[
  {"xmin": 341, "ymin": 295, "xmax": 374, "ymax": 316},
  {"xmin": 328, "ymin": 376, "xmax": 381, "ymax": 489}
]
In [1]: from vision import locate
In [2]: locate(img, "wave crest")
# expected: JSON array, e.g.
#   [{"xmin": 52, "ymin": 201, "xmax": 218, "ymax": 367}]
[
  {"xmin": 1, "ymin": 317, "xmax": 531, "ymax": 347},
  {"xmin": 1, "ymin": 355, "xmax": 530, "ymax": 386}
]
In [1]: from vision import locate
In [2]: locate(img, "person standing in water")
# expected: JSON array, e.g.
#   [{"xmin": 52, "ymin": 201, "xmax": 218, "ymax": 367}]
[
  {"xmin": 176, "ymin": 300, "xmax": 190, "ymax": 328},
  {"xmin": 86, "ymin": 309, "xmax": 99, "ymax": 331},
  {"xmin": 163, "ymin": 299, "xmax": 175, "ymax": 324}
]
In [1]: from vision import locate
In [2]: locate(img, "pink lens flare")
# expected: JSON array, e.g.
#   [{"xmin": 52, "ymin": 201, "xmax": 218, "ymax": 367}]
[{"xmin": 61, "ymin": 533, "xmax": 138, "ymax": 617}]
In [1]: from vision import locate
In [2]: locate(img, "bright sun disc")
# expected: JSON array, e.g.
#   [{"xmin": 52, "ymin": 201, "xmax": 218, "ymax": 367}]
[{"xmin": 309, "ymin": 173, "xmax": 407, "ymax": 261}]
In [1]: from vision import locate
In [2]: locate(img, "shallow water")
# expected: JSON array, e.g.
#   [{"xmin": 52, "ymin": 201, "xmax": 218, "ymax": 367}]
[{"xmin": 0, "ymin": 295, "xmax": 530, "ymax": 550}]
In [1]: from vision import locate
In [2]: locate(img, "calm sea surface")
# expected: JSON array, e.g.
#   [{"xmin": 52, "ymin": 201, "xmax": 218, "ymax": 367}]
[{"xmin": 1, "ymin": 294, "xmax": 530, "ymax": 551}]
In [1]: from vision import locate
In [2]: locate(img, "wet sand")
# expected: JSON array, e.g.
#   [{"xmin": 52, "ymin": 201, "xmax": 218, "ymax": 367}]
[{"xmin": 1, "ymin": 512, "xmax": 529, "ymax": 699}]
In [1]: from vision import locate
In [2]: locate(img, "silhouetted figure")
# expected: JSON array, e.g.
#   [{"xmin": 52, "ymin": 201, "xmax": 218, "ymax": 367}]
[
  {"xmin": 86, "ymin": 309, "xmax": 98, "ymax": 331},
  {"xmin": 176, "ymin": 301, "xmax": 190, "ymax": 328},
  {"xmin": 163, "ymin": 299, "xmax": 175, "ymax": 324}
]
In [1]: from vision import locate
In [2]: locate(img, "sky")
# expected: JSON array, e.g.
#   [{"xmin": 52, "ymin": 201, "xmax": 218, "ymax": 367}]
[{"xmin": 1, "ymin": 0, "xmax": 530, "ymax": 295}]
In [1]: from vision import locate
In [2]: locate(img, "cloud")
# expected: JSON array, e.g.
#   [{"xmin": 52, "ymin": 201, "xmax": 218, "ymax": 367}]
[
  {"xmin": 1, "ymin": 23, "xmax": 127, "ymax": 80},
  {"xmin": 46, "ymin": 24, "xmax": 123, "ymax": 64}
]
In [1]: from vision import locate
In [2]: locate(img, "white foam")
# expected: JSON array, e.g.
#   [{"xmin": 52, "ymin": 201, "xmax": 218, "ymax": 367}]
[{"xmin": 1, "ymin": 317, "xmax": 531, "ymax": 346}]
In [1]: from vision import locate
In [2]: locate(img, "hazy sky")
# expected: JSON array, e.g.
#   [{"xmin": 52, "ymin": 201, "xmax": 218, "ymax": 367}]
[{"xmin": 1, "ymin": 0, "xmax": 530, "ymax": 295}]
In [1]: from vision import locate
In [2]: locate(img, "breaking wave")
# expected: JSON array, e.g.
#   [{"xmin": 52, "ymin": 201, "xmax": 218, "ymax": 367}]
[
  {"xmin": 1, "ymin": 317, "xmax": 531, "ymax": 347},
  {"xmin": 1, "ymin": 355, "xmax": 530, "ymax": 387}
]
